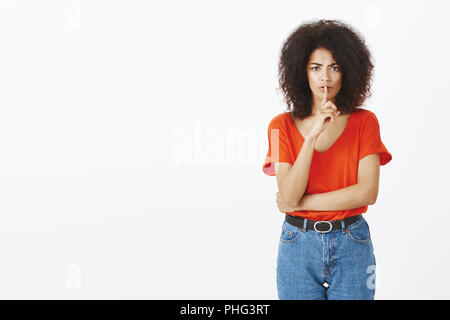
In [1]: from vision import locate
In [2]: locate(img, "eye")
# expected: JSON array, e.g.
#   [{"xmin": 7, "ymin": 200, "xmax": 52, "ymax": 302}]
[{"xmin": 311, "ymin": 66, "xmax": 340, "ymax": 71}]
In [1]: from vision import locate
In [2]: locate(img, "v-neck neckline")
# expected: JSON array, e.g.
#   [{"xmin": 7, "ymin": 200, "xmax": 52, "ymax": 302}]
[{"xmin": 287, "ymin": 111, "xmax": 354, "ymax": 154}]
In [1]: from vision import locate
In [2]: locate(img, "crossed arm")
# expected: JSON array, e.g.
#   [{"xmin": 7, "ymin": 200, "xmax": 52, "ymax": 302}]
[{"xmin": 278, "ymin": 153, "xmax": 380, "ymax": 212}]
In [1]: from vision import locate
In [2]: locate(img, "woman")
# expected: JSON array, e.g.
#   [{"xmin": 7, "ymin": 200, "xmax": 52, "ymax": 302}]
[{"xmin": 262, "ymin": 19, "xmax": 392, "ymax": 300}]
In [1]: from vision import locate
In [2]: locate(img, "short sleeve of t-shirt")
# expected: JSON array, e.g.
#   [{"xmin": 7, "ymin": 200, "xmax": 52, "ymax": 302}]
[
  {"xmin": 359, "ymin": 111, "xmax": 392, "ymax": 165},
  {"xmin": 262, "ymin": 117, "xmax": 293, "ymax": 176}
]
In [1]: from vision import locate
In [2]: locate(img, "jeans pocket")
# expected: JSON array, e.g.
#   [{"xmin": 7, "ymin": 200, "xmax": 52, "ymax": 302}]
[
  {"xmin": 346, "ymin": 217, "xmax": 371, "ymax": 244},
  {"xmin": 280, "ymin": 220, "xmax": 301, "ymax": 243}
]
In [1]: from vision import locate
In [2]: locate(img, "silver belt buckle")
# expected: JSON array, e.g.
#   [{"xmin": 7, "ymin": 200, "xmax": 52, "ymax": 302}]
[{"xmin": 313, "ymin": 221, "xmax": 333, "ymax": 233}]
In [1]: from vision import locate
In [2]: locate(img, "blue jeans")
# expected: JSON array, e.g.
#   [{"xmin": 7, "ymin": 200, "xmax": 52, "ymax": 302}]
[{"xmin": 276, "ymin": 215, "xmax": 376, "ymax": 300}]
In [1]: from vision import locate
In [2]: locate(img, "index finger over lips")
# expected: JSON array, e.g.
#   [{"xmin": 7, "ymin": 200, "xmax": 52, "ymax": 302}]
[{"xmin": 321, "ymin": 85, "xmax": 328, "ymax": 106}]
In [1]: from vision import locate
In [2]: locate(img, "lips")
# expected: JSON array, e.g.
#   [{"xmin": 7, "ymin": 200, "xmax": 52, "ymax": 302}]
[{"xmin": 320, "ymin": 86, "xmax": 332, "ymax": 89}]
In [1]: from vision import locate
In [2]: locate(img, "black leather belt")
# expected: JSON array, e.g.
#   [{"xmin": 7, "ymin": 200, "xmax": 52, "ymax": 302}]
[{"xmin": 285, "ymin": 214, "xmax": 362, "ymax": 233}]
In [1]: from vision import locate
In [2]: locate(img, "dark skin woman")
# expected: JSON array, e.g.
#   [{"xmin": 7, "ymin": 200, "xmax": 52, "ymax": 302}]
[
  {"xmin": 264, "ymin": 19, "xmax": 392, "ymax": 300},
  {"xmin": 274, "ymin": 20, "xmax": 379, "ymax": 212}
]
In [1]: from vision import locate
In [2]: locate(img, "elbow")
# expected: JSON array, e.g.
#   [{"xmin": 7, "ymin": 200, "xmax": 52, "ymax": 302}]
[
  {"xmin": 367, "ymin": 190, "xmax": 378, "ymax": 205},
  {"xmin": 368, "ymin": 196, "xmax": 376, "ymax": 205},
  {"xmin": 360, "ymin": 182, "xmax": 379, "ymax": 206}
]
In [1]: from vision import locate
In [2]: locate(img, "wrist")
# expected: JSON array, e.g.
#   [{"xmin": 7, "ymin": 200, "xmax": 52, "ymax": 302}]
[{"xmin": 304, "ymin": 135, "xmax": 318, "ymax": 142}]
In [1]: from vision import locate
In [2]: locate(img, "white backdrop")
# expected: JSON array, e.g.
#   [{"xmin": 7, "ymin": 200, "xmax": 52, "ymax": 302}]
[{"xmin": 0, "ymin": 0, "xmax": 448, "ymax": 299}]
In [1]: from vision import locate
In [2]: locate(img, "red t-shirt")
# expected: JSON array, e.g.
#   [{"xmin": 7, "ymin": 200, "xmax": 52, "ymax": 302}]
[{"xmin": 262, "ymin": 108, "xmax": 392, "ymax": 221}]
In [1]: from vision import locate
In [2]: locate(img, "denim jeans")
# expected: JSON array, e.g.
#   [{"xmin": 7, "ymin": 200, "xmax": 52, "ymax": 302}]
[{"xmin": 276, "ymin": 215, "xmax": 376, "ymax": 300}]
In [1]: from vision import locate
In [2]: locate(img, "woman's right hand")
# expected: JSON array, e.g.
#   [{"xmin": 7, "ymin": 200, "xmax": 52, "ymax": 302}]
[{"xmin": 306, "ymin": 86, "xmax": 340, "ymax": 139}]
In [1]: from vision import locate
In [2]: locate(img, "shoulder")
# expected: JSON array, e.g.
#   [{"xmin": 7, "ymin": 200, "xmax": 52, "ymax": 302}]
[
  {"xmin": 352, "ymin": 107, "xmax": 374, "ymax": 118},
  {"xmin": 352, "ymin": 107, "xmax": 379, "ymax": 125},
  {"xmin": 267, "ymin": 112, "xmax": 291, "ymax": 129}
]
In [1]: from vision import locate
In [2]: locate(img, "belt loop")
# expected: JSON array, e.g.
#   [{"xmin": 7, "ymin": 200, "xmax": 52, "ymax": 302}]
[
  {"xmin": 302, "ymin": 218, "xmax": 308, "ymax": 232},
  {"xmin": 340, "ymin": 219, "xmax": 346, "ymax": 234}
]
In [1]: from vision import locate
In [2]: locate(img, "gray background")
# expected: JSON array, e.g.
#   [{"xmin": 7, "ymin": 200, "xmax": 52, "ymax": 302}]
[{"xmin": 0, "ymin": 0, "xmax": 448, "ymax": 299}]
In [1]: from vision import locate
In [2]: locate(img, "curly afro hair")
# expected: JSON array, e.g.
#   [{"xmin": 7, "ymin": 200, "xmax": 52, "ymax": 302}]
[{"xmin": 278, "ymin": 19, "xmax": 374, "ymax": 120}]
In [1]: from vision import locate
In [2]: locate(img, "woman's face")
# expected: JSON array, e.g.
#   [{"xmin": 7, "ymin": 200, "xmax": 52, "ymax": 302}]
[{"xmin": 306, "ymin": 47, "xmax": 342, "ymax": 104}]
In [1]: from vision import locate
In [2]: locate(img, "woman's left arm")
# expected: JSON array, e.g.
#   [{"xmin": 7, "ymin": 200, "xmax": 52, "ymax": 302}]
[{"xmin": 277, "ymin": 154, "xmax": 380, "ymax": 212}]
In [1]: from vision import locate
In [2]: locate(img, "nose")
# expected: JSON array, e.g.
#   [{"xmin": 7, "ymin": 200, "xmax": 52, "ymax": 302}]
[{"xmin": 321, "ymin": 70, "xmax": 330, "ymax": 82}]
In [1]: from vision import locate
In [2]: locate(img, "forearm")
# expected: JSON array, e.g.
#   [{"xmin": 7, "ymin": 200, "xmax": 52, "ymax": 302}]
[
  {"xmin": 279, "ymin": 136, "xmax": 317, "ymax": 206},
  {"xmin": 294, "ymin": 183, "xmax": 373, "ymax": 211}
]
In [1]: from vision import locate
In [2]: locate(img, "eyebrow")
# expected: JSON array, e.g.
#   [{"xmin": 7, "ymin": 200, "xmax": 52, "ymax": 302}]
[{"xmin": 310, "ymin": 62, "xmax": 339, "ymax": 66}]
